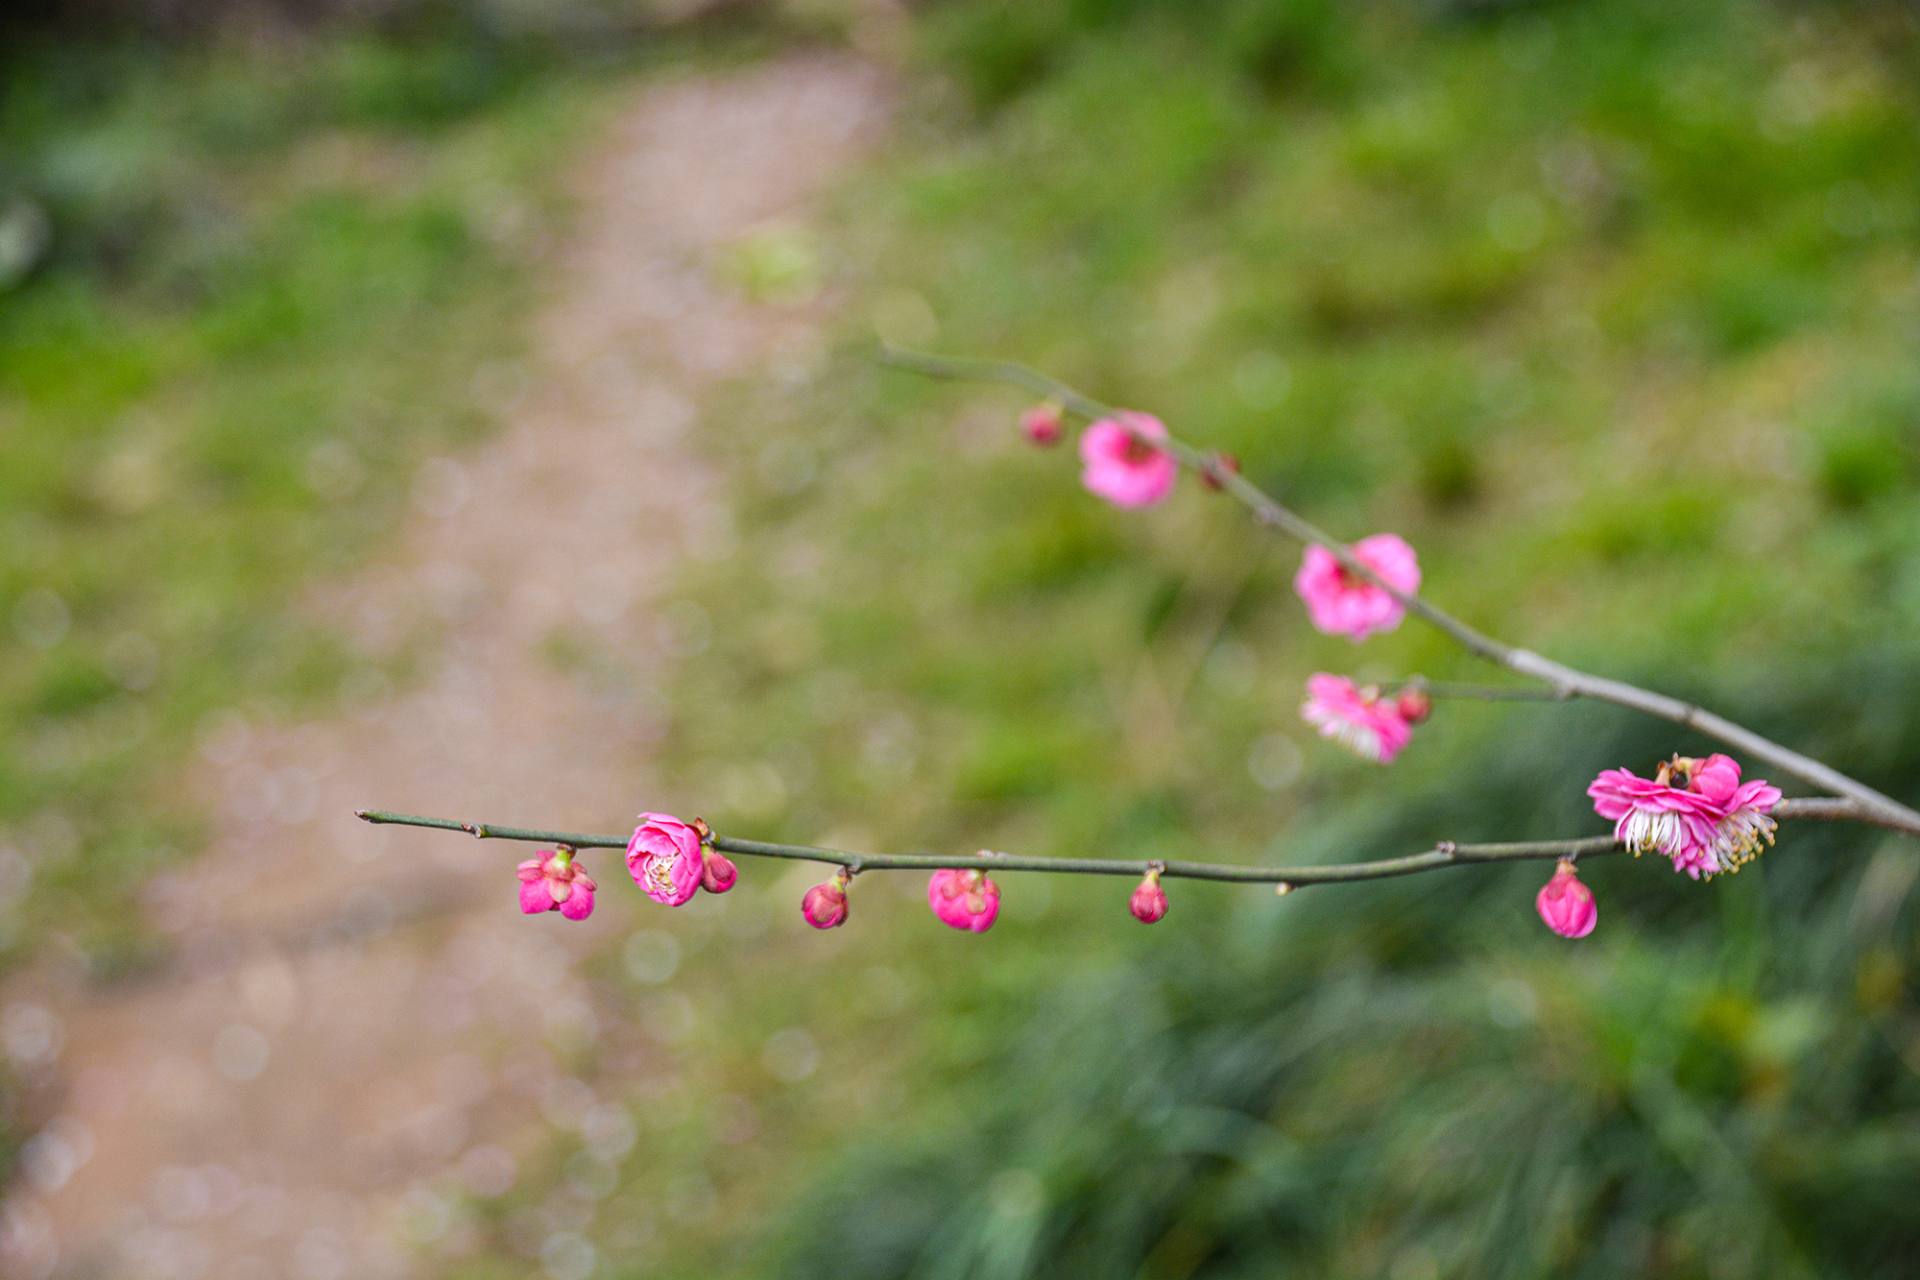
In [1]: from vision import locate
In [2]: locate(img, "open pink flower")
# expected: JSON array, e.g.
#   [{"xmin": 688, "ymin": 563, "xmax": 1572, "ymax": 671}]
[
  {"xmin": 1591, "ymin": 755, "xmax": 1782, "ymax": 879},
  {"xmin": 1535, "ymin": 859, "xmax": 1596, "ymax": 938},
  {"xmin": 627, "ymin": 812, "xmax": 704, "ymax": 906},
  {"xmin": 517, "ymin": 849, "xmax": 597, "ymax": 922},
  {"xmin": 1678, "ymin": 753, "xmax": 1781, "ymax": 878},
  {"xmin": 1301, "ymin": 674, "xmax": 1414, "ymax": 764},
  {"xmin": 1293, "ymin": 533, "xmax": 1421, "ymax": 640},
  {"xmin": 1587, "ymin": 761, "xmax": 1722, "ymax": 863},
  {"xmin": 928, "ymin": 866, "xmax": 1001, "ymax": 933},
  {"xmin": 1079, "ymin": 412, "xmax": 1177, "ymax": 508},
  {"xmin": 802, "ymin": 870, "xmax": 850, "ymax": 929}
]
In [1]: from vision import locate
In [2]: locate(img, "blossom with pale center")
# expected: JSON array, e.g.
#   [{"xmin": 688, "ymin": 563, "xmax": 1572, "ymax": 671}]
[
  {"xmin": 928, "ymin": 866, "xmax": 1001, "ymax": 933},
  {"xmin": 1587, "ymin": 760, "xmax": 1722, "ymax": 863},
  {"xmin": 517, "ymin": 849, "xmax": 597, "ymax": 922},
  {"xmin": 1079, "ymin": 411, "xmax": 1178, "ymax": 508},
  {"xmin": 1293, "ymin": 533, "xmax": 1421, "ymax": 640},
  {"xmin": 626, "ymin": 812, "xmax": 704, "ymax": 906},
  {"xmin": 1535, "ymin": 859, "xmax": 1596, "ymax": 938},
  {"xmin": 1675, "ymin": 753, "xmax": 1781, "ymax": 879},
  {"xmin": 1300, "ymin": 673, "xmax": 1414, "ymax": 764}
]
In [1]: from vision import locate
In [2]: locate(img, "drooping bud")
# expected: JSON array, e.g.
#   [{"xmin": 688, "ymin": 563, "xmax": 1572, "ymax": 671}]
[
  {"xmin": 1200, "ymin": 452, "xmax": 1240, "ymax": 491},
  {"xmin": 1129, "ymin": 866, "xmax": 1168, "ymax": 923},
  {"xmin": 1535, "ymin": 858, "xmax": 1596, "ymax": 939},
  {"xmin": 1395, "ymin": 686, "xmax": 1432, "ymax": 725},
  {"xmin": 700, "ymin": 846, "xmax": 738, "ymax": 894},
  {"xmin": 928, "ymin": 865, "xmax": 1001, "ymax": 933},
  {"xmin": 1021, "ymin": 402, "xmax": 1064, "ymax": 447},
  {"xmin": 802, "ymin": 870, "xmax": 850, "ymax": 930}
]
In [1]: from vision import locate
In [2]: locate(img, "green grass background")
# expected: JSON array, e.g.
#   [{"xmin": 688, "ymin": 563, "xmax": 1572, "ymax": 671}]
[{"xmin": 6, "ymin": 1, "xmax": 1920, "ymax": 1276}]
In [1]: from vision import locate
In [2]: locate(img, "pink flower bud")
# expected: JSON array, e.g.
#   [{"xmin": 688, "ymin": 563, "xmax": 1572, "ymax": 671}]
[
  {"xmin": 1200, "ymin": 452, "xmax": 1239, "ymax": 491},
  {"xmin": 515, "ymin": 849, "xmax": 597, "ymax": 923},
  {"xmin": 928, "ymin": 866, "xmax": 1000, "ymax": 933},
  {"xmin": 700, "ymin": 846, "xmax": 738, "ymax": 894},
  {"xmin": 1130, "ymin": 869, "xmax": 1168, "ymax": 923},
  {"xmin": 1021, "ymin": 402, "xmax": 1064, "ymax": 446},
  {"xmin": 1535, "ymin": 858, "xmax": 1596, "ymax": 939},
  {"xmin": 627, "ymin": 811, "xmax": 704, "ymax": 906},
  {"xmin": 802, "ymin": 871, "xmax": 850, "ymax": 929},
  {"xmin": 1395, "ymin": 687, "xmax": 1432, "ymax": 725}
]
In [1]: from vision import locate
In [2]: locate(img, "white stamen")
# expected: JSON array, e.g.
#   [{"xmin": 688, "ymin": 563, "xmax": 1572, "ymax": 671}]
[{"xmin": 1304, "ymin": 707, "xmax": 1384, "ymax": 761}]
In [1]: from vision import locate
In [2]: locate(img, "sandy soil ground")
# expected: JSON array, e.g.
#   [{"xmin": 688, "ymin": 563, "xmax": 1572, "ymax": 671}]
[{"xmin": 0, "ymin": 51, "xmax": 889, "ymax": 1280}]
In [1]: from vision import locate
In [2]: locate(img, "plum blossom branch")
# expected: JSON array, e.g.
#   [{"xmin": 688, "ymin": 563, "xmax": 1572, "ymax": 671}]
[
  {"xmin": 355, "ymin": 797, "xmax": 1915, "ymax": 895},
  {"xmin": 878, "ymin": 346, "xmax": 1920, "ymax": 830},
  {"xmin": 1380, "ymin": 679, "xmax": 1571, "ymax": 703}
]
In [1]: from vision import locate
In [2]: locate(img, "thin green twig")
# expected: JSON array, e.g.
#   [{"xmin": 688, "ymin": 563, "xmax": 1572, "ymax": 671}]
[{"xmin": 356, "ymin": 797, "xmax": 1909, "ymax": 892}]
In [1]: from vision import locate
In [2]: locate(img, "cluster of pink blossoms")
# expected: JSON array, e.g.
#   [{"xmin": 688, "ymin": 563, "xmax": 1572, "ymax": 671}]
[
  {"xmin": 523, "ymin": 814, "xmax": 1183, "ymax": 934},
  {"xmin": 1588, "ymin": 753, "xmax": 1781, "ymax": 879},
  {"xmin": 527, "ymin": 414, "xmax": 1794, "ymax": 946},
  {"xmin": 1529, "ymin": 753, "xmax": 1783, "ymax": 940}
]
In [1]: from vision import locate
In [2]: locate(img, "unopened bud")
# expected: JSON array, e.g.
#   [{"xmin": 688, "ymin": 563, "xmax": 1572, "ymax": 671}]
[
  {"xmin": 1535, "ymin": 858, "xmax": 1596, "ymax": 939},
  {"xmin": 802, "ymin": 870, "xmax": 850, "ymax": 930},
  {"xmin": 700, "ymin": 846, "xmax": 738, "ymax": 894},
  {"xmin": 1200, "ymin": 452, "xmax": 1240, "ymax": 491},
  {"xmin": 1395, "ymin": 687, "xmax": 1432, "ymax": 725},
  {"xmin": 1021, "ymin": 402, "xmax": 1064, "ymax": 447},
  {"xmin": 1129, "ymin": 867, "xmax": 1168, "ymax": 924}
]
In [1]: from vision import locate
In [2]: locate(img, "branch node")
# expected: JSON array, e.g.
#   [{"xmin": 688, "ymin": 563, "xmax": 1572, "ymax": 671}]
[{"xmin": 1437, "ymin": 841, "xmax": 1458, "ymax": 856}]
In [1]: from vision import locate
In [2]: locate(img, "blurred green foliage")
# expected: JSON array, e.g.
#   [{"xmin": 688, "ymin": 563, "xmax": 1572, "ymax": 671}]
[{"xmin": 439, "ymin": 1, "xmax": 1920, "ymax": 1276}]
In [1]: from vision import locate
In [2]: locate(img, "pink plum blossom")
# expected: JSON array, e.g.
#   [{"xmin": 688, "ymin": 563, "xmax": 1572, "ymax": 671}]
[
  {"xmin": 1130, "ymin": 869, "xmax": 1168, "ymax": 923},
  {"xmin": 1021, "ymin": 402, "xmax": 1064, "ymax": 447},
  {"xmin": 802, "ymin": 871, "xmax": 850, "ymax": 929},
  {"xmin": 1293, "ymin": 533, "xmax": 1421, "ymax": 640},
  {"xmin": 1587, "ymin": 760, "xmax": 1722, "ymax": 865},
  {"xmin": 517, "ymin": 849, "xmax": 597, "ymax": 922},
  {"xmin": 1677, "ymin": 753, "xmax": 1781, "ymax": 878},
  {"xmin": 1300, "ymin": 673, "xmax": 1415, "ymax": 764},
  {"xmin": 1079, "ymin": 411, "xmax": 1178, "ymax": 508},
  {"xmin": 627, "ymin": 812, "xmax": 704, "ymax": 906},
  {"xmin": 928, "ymin": 866, "xmax": 1001, "ymax": 933},
  {"xmin": 1535, "ymin": 859, "xmax": 1596, "ymax": 938},
  {"xmin": 1588, "ymin": 754, "xmax": 1781, "ymax": 878},
  {"xmin": 700, "ymin": 846, "xmax": 739, "ymax": 894}
]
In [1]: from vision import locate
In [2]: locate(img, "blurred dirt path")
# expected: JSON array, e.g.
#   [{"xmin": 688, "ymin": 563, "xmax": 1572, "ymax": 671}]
[{"xmin": 1, "ymin": 52, "xmax": 888, "ymax": 1280}]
